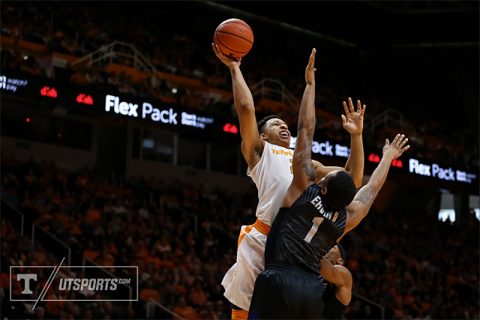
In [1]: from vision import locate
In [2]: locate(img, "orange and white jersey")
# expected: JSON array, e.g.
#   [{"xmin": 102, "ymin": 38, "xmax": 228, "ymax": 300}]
[
  {"xmin": 222, "ymin": 141, "xmax": 293, "ymax": 311},
  {"xmin": 247, "ymin": 141, "xmax": 294, "ymax": 226}
]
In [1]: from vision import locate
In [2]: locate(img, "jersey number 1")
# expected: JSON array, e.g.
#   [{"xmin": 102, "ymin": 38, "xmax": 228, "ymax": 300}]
[{"xmin": 304, "ymin": 217, "xmax": 324, "ymax": 243}]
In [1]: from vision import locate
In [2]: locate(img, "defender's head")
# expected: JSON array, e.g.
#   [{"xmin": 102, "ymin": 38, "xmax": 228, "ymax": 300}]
[
  {"xmin": 318, "ymin": 170, "xmax": 356, "ymax": 210},
  {"xmin": 327, "ymin": 244, "xmax": 347, "ymax": 266},
  {"xmin": 257, "ymin": 115, "xmax": 291, "ymax": 148}
]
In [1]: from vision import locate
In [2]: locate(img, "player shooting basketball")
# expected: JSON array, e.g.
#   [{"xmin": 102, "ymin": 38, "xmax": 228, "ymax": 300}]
[{"xmin": 212, "ymin": 43, "xmax": 366, "ymax": 319}]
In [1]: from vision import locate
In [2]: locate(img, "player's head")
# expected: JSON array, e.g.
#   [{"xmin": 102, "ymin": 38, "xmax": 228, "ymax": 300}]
[
  {"xmin": 337, "ymin": 244, "xmax": 347, "ymax": 265},
  {"xmin": 258, "ymin": 115, "xmax": 291, "ymax": 148},
  {"xmin": 327, "ymin": 244, "xmax": 347, "ymax": 266},
  {"xmin": 318, "ymin": 170, "xmax": 356, "ymax": 210}
]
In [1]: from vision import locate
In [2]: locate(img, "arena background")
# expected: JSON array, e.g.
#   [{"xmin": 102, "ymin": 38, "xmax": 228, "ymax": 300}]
[{"xmin": 1, "ymin": 1, "xmax": 478, "ymax": 319}]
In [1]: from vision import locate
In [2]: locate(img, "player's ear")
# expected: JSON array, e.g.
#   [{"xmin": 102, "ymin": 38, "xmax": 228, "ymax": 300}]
[
  {"xmin": 320, "ymin": 185, "xmax": 327, "ymax": 195},
  {"xmin": 260, "ymin": 132, "xmax": 267, "ymax": 140}
]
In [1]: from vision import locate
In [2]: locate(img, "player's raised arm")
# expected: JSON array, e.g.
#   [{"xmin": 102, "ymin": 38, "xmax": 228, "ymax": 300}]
[
  {"xmin": 283, "ymin": 48, "xmax": 317, "ymax": 207},
  {"xmin": 212, "ymin": 43, "xmax": 263, "ymax": 169},
  {"xmin": 339, "ymin": 134, "xmax": 410, "ymax": 240},
  {"xmin": 313, "ymin": 98, "xmax": 366, "ymax": 187},
  {"xmin": 341, "ymin": 98, "xmax": 365, "ymax": 187}
]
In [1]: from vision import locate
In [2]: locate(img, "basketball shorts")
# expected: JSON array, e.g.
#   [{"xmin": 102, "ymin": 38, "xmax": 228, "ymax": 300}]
[
  {"xmin": 248, "ymin": 264, "xmax": 325, "ymax": 319},
  {"xmin": 221, "ymin": 219, "xmax": 270, "ymax": 311}
]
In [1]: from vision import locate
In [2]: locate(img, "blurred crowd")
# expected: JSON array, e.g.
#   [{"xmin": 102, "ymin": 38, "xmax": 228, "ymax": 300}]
[
  {"xmin": 346, "ymin": 212, "xmax": 479, "ymax": 319},
  {"xmin": 1, "ymin": 3, "xmax": 479, "ymax": 317},
  {"xmin": 1, "ymin": 2, "xmax": 477, "ymax": 170},
  {"xmin": 2, "ymin": 158, "xmax": 479, "ymax": 319}
]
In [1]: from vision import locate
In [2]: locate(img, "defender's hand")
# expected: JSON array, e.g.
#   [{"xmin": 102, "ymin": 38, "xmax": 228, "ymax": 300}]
[
  {"xmin": 341, "ymin": 97, "xmax": 366, "ymax": 136},
  {"xmin": 383, "ymin": 134, "xmax": 410, "ymax": 160},
  {"xmin": 305, "ymin": 48, "xmax": 316, "ymax": 85}
]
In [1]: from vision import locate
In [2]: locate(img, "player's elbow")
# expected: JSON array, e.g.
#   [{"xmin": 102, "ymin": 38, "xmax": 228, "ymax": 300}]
[
  {"xmin": 342, "ymin": 292, "xmax": 352, "ymax": 306},
  {"xmin": 236, "ymin": 101, "xmax": 254, "ymax": 113},
  {"xmin": 353, "ymin": 176, "xmax": 363, "ymax": 188}
]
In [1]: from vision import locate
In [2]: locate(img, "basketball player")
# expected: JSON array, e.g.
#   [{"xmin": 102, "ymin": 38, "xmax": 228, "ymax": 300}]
[
  {"xmin": 320, "ymin": 244, "xmax": 352, "ymax": 319},
  {"xmin": 212, "ymin": 44, "xmax": 366, "ymax": 319},
  {"xmin": 247, "ymin": 48, "xmax": 410, "ymax": 319}
]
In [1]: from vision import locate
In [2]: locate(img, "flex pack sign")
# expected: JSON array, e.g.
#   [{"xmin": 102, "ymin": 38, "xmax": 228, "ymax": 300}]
[
  {"xmin": 408, "ymin": 158, "xmax": 477, "ymax": 184},
  {"xmin": 105, "ymin": 94, "xmax": 177, "ymax": 124}
]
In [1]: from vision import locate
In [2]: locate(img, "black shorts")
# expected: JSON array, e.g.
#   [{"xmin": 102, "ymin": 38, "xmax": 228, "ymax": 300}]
[{"xmin": 248, "ymin": 264, "xmax": 325, "ymax": 319}]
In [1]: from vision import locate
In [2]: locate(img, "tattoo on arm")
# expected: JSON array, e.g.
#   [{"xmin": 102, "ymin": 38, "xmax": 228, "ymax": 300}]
[
  {"xmin": 295, "ymin": 132, "xmax": 316, "ymax": 181},
  {"xmin": 354, "ymin": 185, "xmax": 377, "ymax": 213},
  {"xmin": 302, "ymin": 160, "xmax": 316, "ymax": 181}
]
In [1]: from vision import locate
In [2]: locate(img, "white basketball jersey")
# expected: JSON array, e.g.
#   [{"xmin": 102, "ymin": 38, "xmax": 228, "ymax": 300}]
[{"xmin": 247, "ymin": 141, "xmax": 294, "ymax": 225}]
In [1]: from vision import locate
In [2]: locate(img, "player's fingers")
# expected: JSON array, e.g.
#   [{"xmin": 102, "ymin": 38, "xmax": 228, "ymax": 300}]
[
  {"xmin": 356, "ymin": 99, "xmax": 362, "ymax": 113},
  {"xmin": 309, "ymin": 50, "xmax": 316, "ymax": 68},
  {"xmin": 348, "ymin": 97, "xmax": 355, "ymax": 113},
  {"xmin": 341, "ymin": 114, "xmax": 347, "ymax": 125},
  {"xmin": 392, "ymin": 134, "xmax": 401, "ymax": 145},
  {"xmin": 342, "ymin": 101, "xmax": 349, "ymax": 115},
  {"xmin": 212, "ymin": 43, "xmax": 222, "ymax": 57},
  {"xmin": 361, "ymin": 105, "xmax": 366, "ymax": 117},
  {"xmin": 402, "ymin": 145, "xmax": 411, "ymax": 153},
  {"xmin": 400, "ymin": 137, "xmax": 409, "ymax": 147},
  {"xmin": 385, "ymin": 138, "xmax": 390, "ymax": 146}
]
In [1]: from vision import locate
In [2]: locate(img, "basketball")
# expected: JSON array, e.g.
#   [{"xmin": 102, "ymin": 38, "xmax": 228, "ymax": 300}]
[{"xmin": 214, "ymin": 18, "xmax": 254, "ymax": 60}]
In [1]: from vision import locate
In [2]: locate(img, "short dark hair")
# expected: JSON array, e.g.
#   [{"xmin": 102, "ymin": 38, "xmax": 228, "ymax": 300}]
[
  {"xmin": 324, "ymin": 171, "xmax": 356, "ymax": 210},
  {"xmin": 257, "ymin": 115, "xmax": 281, "ymax": 133},
  {"xmin": 337, "ymin": 243, "xmax": 347, "ymax": 262}
]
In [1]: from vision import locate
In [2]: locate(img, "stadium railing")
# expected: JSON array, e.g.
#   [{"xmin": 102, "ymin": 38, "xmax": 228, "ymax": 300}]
[
  {"xmin": 1, "ymin": 199, "xmax": 25, "ymax": 236},
  {"xmin": 352, "ymin": 292, "xmax": 385, "ymax": 319},
  {"xmin": 32, "ymin": 223, "xmax": 72, "ymax": 266},
  {"xmin": 146, "ymin": 299, "xmax": 186, "ymax": 320}
]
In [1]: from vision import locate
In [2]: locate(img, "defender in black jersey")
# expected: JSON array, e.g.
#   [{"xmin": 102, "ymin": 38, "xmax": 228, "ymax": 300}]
[
  {"xmin": 321, "ymin": 244, "xmax": 351, "ymax": 319},
  {"xmin": 248, "ymin": 48, "xmax": 410, "ymax": 319}
]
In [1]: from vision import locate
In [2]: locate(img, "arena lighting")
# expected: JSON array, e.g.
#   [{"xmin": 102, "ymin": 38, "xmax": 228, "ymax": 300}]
[
  {"xmin": 76, "ymin": 93, "xmax": 94, "ymax": 105},
  {"xmin": 393, "ymin": 159, "xmax": 403, "ymax": 168},
  {"xmin": 25, "ymin": 117, "xmax": 31, "ymax": 123},
  {"xmin": 223, "ymin": 123, "xmax": 238, "ymax": 134},
  {"xmin": 368, "ymin": 153, "xmax": 403, "ymax": 168},
  {"xmin": 368, "ymin": 153, "xmax": 381, "ymax": 163},
  {"xmin": 438, "ymin": 191, "xmax": 455, "ymax": 223},
  {"xmin": 40, "ymin": 86, "xmax": 57, "ymax": 98},
  {"xmin": 469, "ymin": 195, "xmax": 480, "ymax": 221}
]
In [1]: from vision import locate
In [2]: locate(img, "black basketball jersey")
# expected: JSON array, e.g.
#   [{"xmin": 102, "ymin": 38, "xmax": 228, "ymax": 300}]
[
  {"xmin": 265, "ymin": 183, "xmax": 347, "ymax": 274},
  {"xmin": 322, "ymin": 280, "xmax": 345, "ymax": 319}
]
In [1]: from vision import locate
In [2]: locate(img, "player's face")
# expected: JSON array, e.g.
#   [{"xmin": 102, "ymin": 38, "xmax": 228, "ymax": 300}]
[
  {"xmin": 261, "ymin": 118, "xmax": 291, "ymax": 148},
  {"xmin": 330, "ymin": 245, "xmax": 344, "ymax": 266}
]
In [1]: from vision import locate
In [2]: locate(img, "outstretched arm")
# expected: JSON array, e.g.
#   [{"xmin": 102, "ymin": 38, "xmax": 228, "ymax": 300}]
[
  {"xmin": 283, "ymin": 48, "xmax": 317, "ymax": 207},
  {"xmin": 313, "ymin": 98, "xmax": 366, "ymax": 187},
  {"xmin": 342, "ymin": 98, "xmax": 366, "ymax": 187},
  {"xmin": 339, "ymin": 134, "xmax": 410, "ymax": 240},
  {"xmin": 320, "ymin": 258, "xmax": 352, "ymax": 305},
  {"xmin": 212, "ymin": 43, "xmax": 263, "ymax": 169}
]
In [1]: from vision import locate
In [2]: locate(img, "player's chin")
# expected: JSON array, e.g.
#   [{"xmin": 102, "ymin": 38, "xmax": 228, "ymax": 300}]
[{"xmin": 278, "ymin": 136, "xmax": 291, "ymax": 147}]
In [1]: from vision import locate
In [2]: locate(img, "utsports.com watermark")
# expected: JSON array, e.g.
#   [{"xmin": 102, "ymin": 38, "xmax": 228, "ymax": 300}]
[{"xmin": 10, "ymin": 258, "xmax": 138, "ymax": 310}]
